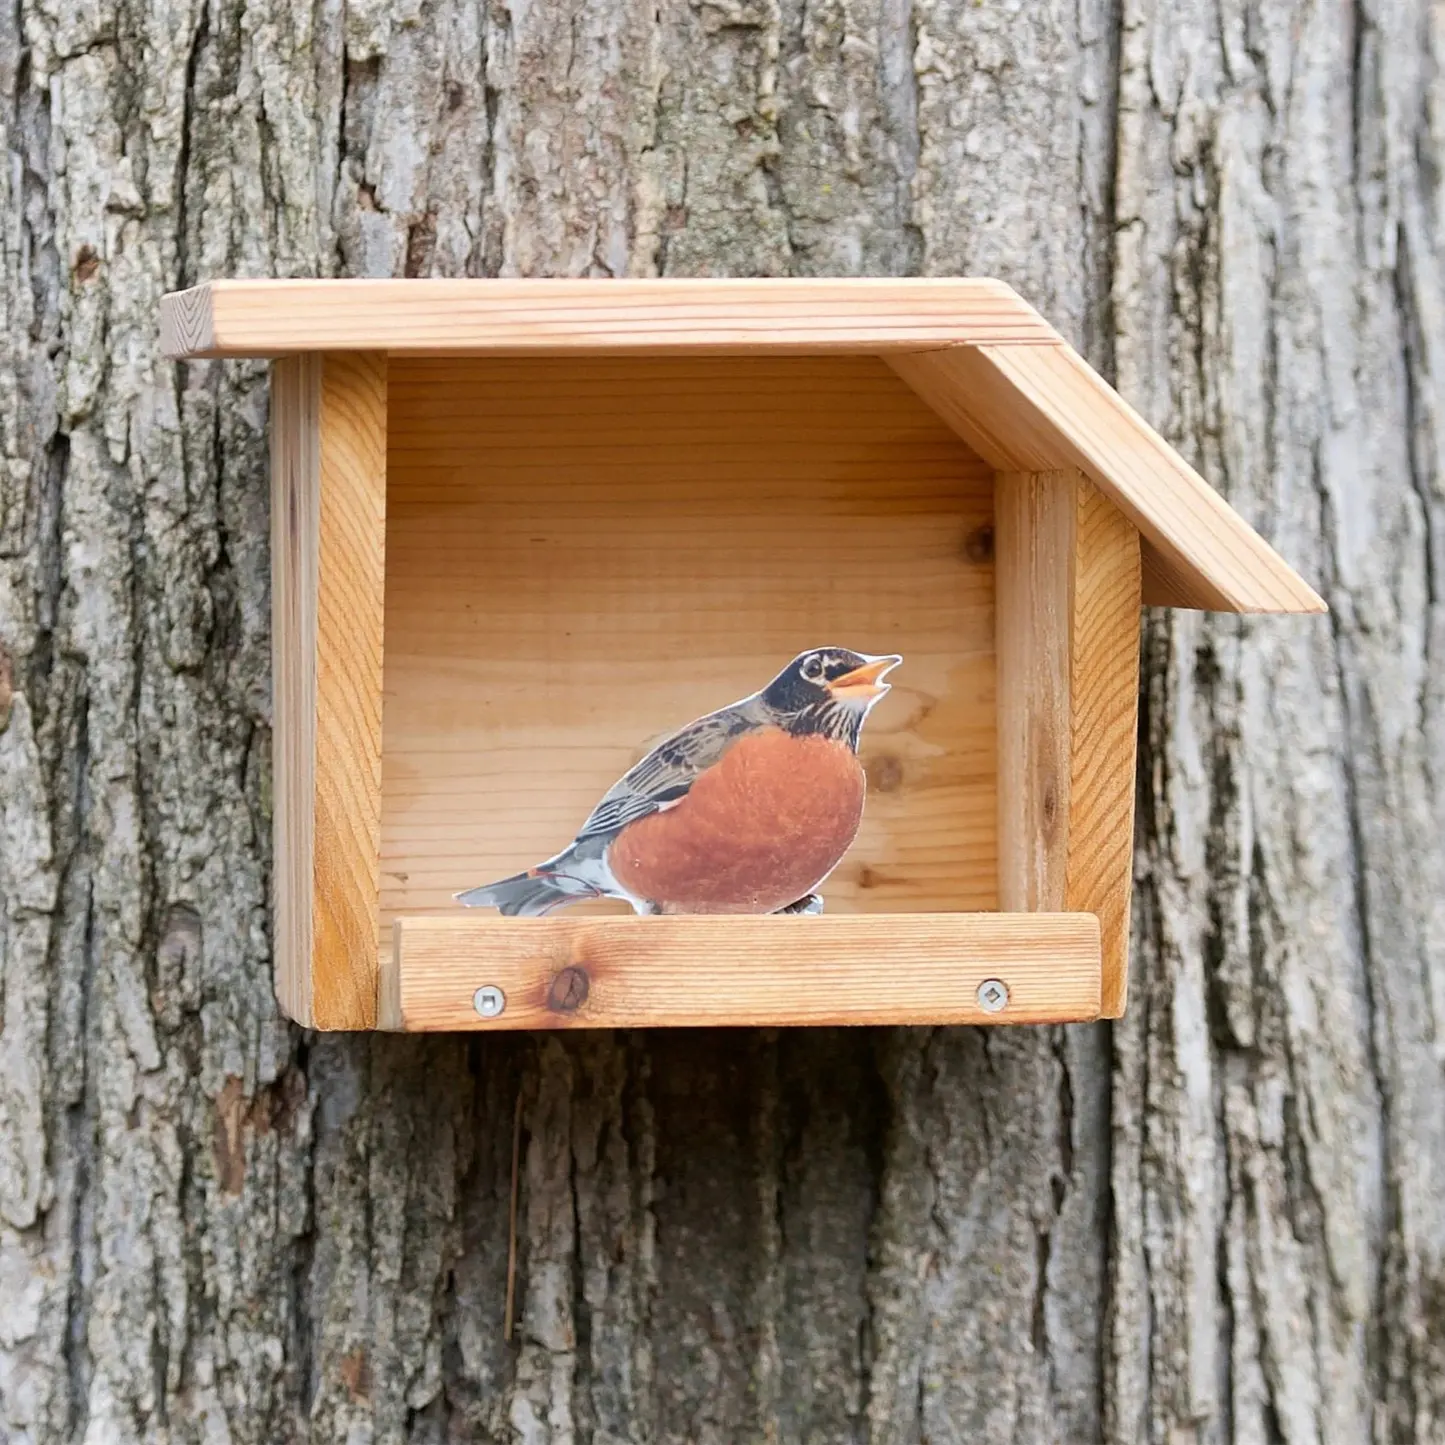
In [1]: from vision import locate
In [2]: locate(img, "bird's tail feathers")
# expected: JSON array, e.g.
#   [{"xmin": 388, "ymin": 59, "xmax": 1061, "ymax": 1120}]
[{"xmin": 455, "ymin": 867, "xmax": 598, "ymax": 917}]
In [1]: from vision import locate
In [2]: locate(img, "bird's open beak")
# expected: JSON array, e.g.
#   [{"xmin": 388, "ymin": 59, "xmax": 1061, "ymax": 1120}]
[{"xmin": 827, "ymin": 654, "xmax": 903, "ymax": 702}]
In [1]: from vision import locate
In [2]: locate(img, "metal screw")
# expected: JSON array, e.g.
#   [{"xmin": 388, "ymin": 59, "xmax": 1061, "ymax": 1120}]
[
  {"xmin": 976, "ymin": 978, "xmax": 1009, "ymax": 1014},
  {"xmin": 473, "ymin": 985, "xmax": 506, "ymax": 1019}
]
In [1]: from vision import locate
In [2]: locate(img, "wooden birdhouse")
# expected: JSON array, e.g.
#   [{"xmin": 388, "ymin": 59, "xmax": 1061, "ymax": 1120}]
[{"xmin": 160, "ymin": 279, "xmax": 1323, "ymax": 1032}]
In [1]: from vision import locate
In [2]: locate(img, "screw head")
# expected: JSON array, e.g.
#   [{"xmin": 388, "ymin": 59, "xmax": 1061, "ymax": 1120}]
[
  {"xmin": 473, "ymin": 985, "xmax": 506, "ymax": 1019},
  {"xmin": 976, "ymin": 978, "xmax": 1009, "ymax": 1014}
]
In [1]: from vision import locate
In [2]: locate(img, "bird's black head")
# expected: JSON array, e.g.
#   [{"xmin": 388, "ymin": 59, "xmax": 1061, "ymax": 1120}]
[{"xmin": 760, "ymin": 647, "xmax": 902, "ymax": 747}]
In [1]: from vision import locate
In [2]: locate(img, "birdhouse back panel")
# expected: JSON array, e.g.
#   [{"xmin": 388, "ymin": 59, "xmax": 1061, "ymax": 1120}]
[{"xmin": 380, "ymin": 354, "xmax": 1000, "ymax": 946}]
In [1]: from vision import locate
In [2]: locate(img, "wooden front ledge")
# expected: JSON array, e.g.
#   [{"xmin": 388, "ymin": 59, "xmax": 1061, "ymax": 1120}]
[{"xmin": 378, "ymin": 912, "xmax": 1103, "ymax": 1032}]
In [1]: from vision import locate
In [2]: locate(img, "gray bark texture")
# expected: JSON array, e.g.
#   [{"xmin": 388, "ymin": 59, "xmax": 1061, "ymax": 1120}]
[{"xmin": 1, "ymin": 0, "xmax": 1443, "ymax": 1440}]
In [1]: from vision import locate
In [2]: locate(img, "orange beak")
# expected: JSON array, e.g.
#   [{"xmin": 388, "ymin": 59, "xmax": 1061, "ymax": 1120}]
[{"xmin": 826, "ymin": 654, "xmax": 902, "ymax": 702}]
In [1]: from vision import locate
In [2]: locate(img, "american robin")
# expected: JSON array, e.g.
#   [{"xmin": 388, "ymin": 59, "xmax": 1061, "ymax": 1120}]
[{"xmin": 457, "ymin": 647, "xmax": 902, "ymax": 916}]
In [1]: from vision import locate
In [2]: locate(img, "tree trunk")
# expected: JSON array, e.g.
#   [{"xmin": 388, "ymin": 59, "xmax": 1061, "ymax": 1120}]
[{"xmin": 2, "ymin": 0, "xmax": 1442, "ymax": 1441}]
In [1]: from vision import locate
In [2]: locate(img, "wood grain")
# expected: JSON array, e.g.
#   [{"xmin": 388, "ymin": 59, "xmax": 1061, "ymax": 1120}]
[
  {"xmin": 994, "ymin": 472, "xmax": 1074, "ymax": 913},
  {"xmin": 888, "ymin": 344, "xmax": 1325, "ymax": 615},
  {"xmin": 379, "ymin": 912, "xmax": 1102, "ymax": 1030},
  {"xmin": 271, "ymin": 352, "xmax": 387, "ymax": 1029},
  {"xmin": 270, "ymin": 356, "xmax": 320, "ymax": 1026},
  {"xmin": 380, "ymin": 354, "xmax": 999, "ymax": 941},
  {"xmin": 994, "ymin": 471, "xmax": 1141, "ymax": 1017},
  {"xmin": 1064, "ymin": 481, "xmax": 1141, "ymax": 1017},
  {"xmin": 159, "ymin": 278, "xmax": 1056, "ymax": 358}
]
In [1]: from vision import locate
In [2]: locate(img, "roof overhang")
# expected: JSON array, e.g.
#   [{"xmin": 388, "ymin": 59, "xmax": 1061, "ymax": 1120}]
[{"xmin": 160, "ymin": 278, "xmax": 1325, "ymax": 615}]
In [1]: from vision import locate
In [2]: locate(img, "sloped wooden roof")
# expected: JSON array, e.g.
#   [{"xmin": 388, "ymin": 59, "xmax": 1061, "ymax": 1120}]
[{"xmin": 160, "ymin": 278, "xmax": 1324, "ymax": 614}]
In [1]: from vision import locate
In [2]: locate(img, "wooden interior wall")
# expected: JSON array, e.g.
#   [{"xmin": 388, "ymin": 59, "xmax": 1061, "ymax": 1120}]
[{"xmin": 379, "ymin": 354, "xmax": 998, "ymax": 938}]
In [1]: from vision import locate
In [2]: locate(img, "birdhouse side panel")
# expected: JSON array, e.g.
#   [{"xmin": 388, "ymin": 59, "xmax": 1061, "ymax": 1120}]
[
  {"xmin": 994, "ymin": 469, "xmax": 1140, "ymax": 1017},
  {"xmin": 270, "ymin": 352, "xmax": 388, "ymax": 1030}
]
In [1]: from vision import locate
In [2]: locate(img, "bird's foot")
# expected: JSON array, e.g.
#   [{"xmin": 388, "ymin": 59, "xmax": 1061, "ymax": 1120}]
[{"xmin": 774, "ymin": 893, "xmax": 824, "ymax": 916}]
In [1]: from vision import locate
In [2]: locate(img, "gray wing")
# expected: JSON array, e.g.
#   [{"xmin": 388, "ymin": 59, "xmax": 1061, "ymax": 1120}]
[{"xmin": 573, "ymin": 697, "xmax": 766, "ymax": 842}]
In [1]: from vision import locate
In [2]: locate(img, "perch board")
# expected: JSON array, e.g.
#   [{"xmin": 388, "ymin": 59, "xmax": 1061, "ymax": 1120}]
[{"xmin": 382, "ymin": 913, "xmax": 1103, "ymax": 1030}]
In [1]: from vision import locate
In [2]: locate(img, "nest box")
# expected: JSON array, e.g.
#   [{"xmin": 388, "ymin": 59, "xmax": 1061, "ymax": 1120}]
[{"xmin": 160, "ymin": 279, "xmax": 1322, "ymax": 1032}]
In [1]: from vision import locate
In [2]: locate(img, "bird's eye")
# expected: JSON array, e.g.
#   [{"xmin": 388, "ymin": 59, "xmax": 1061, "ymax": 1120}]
[{"xmin": 802, "ymin": 655, "xmax": 825, "ymax": 682}]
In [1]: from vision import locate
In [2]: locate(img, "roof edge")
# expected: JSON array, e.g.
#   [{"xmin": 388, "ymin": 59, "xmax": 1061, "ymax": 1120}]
[
  {"xmin": 160, "ymin": 283, "xmax": 217, "ymax": 358},
  {"xmin": 888, "ymin": 341, "xmax": 1326, "ymax": 616},
  {"xmin": 158, "ymin": 277, "xmax": 1058, "ymax": 358}
]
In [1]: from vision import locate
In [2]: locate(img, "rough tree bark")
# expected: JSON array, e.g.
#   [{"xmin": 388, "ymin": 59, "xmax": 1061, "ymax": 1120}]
[{"xmin": 1, "ymin": 0, "xmax": 1442, "ymax": 1441}]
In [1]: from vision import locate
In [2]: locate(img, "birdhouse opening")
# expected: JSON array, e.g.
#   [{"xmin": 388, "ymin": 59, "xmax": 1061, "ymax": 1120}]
[
  {"xmin": 382, "ymin": 354, "xmax": 998, "ymax": 928},
  {"xmin": 368, "ymin": 353, "xmax": 1090, "ymax": 1031},
  {"xmin": 270, "ymin": 347, "xmax": 1124, "ymax": 1033}
]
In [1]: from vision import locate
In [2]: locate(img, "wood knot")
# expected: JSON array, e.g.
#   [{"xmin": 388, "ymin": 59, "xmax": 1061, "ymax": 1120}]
[
  {"xmin": 963, "ymin": 524, "xmax": 994, "ymax": 564},
  {"xmin": 869, "ymin": 754, "xmax": 904, "ymax": 793},
  {"xmin": 548, "ymin": 965, "xmax": 590, "ymax": 1014}
]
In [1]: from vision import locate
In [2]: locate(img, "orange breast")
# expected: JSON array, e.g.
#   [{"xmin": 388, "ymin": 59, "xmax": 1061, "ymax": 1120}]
[{"xmin": 607, "ymin": 727, "xmax": 866, "ymax": 914}]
